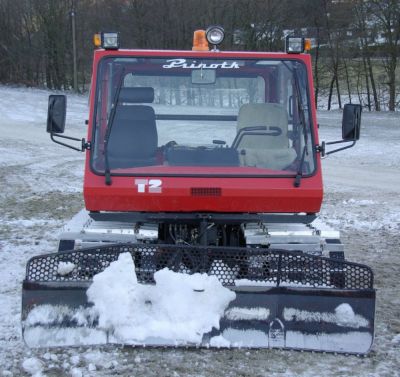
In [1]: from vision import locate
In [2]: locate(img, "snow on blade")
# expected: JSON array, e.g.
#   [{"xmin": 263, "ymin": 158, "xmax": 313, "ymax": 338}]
[
  {"xmin": 283, "ymin": 303, "xmax": 369, "ymax": 328},
  {"xmin": 334, "ymin": 303, "xmax": 368, "ymax": 327},
  {"xmin": 86, "ymin": 252, "xmax": 236, "ymax": 344},
  {"xmin": 234, "ymin": 279, "xmax": 272, "ymax": 287},
  {"xmin": 286, "ymin": 331, "xmax": 373, "ymax": 353},
  {"xmin": 225, "ymin": 307, "xmax": 270, "ymax": 321},
  {"xmin": 57, "ymin": 261, "xmax": 76, "ymax": 275},
  {"xmin": 24, "ymin": 304, "xmax": 97, "ymax": 327},
  {"xmin": 23, "ymin": 305, "xmax": 106, "ymax": 347},
  {"xmin": 234, "ymin": 279, "xmax": 332, "ymax": 288},
  {"xmin": 209, "ymin": 335, "xmax": 231, "ymax": 348},
  {"xmin": 23, "ymin": 327, "xmax": 107, "ymax": 348},
  {"xmin": 221, "ymin": 328, "xmax": 269, "ymax": 347}
]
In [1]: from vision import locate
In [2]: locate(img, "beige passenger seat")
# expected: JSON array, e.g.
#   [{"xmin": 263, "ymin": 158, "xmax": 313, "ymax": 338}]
[{"xmin": 234, "ymin": 103, "xmax": 296, "ymax": 170}]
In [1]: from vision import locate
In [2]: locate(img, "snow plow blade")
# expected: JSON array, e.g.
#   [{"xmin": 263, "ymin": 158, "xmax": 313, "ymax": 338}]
[{"xmin": 22, "ymin": 244, "xmax": 375, "ymax": 354}]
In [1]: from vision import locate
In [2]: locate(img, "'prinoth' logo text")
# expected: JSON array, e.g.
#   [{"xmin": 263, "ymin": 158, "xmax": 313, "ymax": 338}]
[{"xmin": 163, "ymin": 59, "xmax": 240, "ymax": 69}]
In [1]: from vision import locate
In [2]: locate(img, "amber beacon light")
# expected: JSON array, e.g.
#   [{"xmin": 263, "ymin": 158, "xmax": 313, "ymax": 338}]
[{"xmin": 192, "ymin": 30, "xmax": 209, "ymax": 51}]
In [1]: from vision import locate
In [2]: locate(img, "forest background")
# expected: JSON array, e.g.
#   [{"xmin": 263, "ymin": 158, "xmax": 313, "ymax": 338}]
[{"xmin": 0, "ymin": 0, "xmax": 399, "ymax": 111}]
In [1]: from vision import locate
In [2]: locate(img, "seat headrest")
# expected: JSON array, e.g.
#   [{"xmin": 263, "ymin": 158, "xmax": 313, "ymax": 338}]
[
  {"xmin": 236, "ymin": 103, "xmax": 289, "ymax": 149},
  {"xmin": 119, "ymin": 87, "xmax": 154, "ymax": 103},
  {"xmin": 237, "ymin": 103, "xmax": 287, "ymax": 131}
]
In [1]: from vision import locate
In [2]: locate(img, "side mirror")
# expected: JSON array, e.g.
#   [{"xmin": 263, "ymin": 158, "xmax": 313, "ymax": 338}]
[
  {"xmin": 47, "ymin": 95, "xmax": 66, "ymax": 134},
  {"xmin": 46, "ymin": 94, "xmax": 89, "ymax": 152},
  {"xmin": 342, "ymin": 103, "xmax": 361, "ymax": 141},
  {"xmin": 319, "ymin": 103, "xmax": 362, "ymax": 157}
]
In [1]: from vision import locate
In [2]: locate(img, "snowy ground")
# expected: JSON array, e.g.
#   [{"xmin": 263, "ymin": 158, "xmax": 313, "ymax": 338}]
[{"xmin": 0, "ymin": 85, "xmax": 399, "ymax": 376}]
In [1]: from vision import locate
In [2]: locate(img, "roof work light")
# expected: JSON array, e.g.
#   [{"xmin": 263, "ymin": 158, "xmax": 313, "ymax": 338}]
[
  {"xmin": 206, "ymin": 26, "xmax": 225, "ymax": 46},
  {"xmin": 93, "ymin": 32, "xmax": 120, "ymax": 50},
  {"xmin": 285, "ymin": 36, "xmax": 311, "ymax": 54},
  {"xmin": 285, "ymin": 37, "xmax": 304, "ymax": 53}
]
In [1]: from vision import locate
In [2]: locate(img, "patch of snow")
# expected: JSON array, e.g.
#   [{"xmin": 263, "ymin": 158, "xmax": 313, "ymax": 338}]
[
  {"xmin": 234, "ymin": 279, "xmax": 271, "ymax": 286},
  {"xmin": 69, "ymin": 355, "xmax": 80, "ymax": 366},
  {"xmin": 23, "ymin": 326, "xmax": 107, "ymax": 348},
  {"xmin": 334, "ymin": 303, "xmax": 364, "ymax": 327},
  {"xmin": 82, "ymin": 349, "xmax": 116, "ymax": 370},
  {"xmin": 209, "ymin": 335, "xmax": 231, "ymax": 348},
  {"xmin": 57, "ymin": 261, "xmax": 76, "ymax": 276},
  {"xmin": 24, "ymin": 304, "xmax": 66, "ymax": 327},
  {"xmin": 279, "ymin": 281, "xmax": 332, "ymax": 288},
  {"xmin": 391, "ymin": 334, "xmax": 400, "ymax": 344},
  {"xmin": 24, "ymin": 305, "xmax": 96, "ymax": 327},
  {"xmin": 286, "ymin": 331, "xmax": 373, "ymax": 353},
  {"xmin": 101, "ymin": 360, "xmax": 118, "ymax": 369},
  {"xmin": 284, "ymin": 303, "xmax": 369, "ymax": 329},
  {"xmin": 225, "ymin": 307, "xmax": 270, "ymax": 321},
  {"xmin": 42, "ymin": 353, "xmax": 58, "ymax": 362},
  {"xmin": 234, "ymin": 279, "xmax": 331, "ymax": 288},
  {"xmin": 71, "ymin": 368, "xmax": 83, "ymax": 377},
  {"xmin": 87, "ymin": 253, "xmax": 235, "ymax": 344},
  {"xmin": 88, "ymin": 363, "xmax": 96, "ymax": 372},
  {"xmin": 221, "ymin": 328, "xmax": 269, "ymax": 347},
  {"xmin": 343, "ymin": 199, "xmax": 376, "ymax": 206},
  {"xmin": 22, "ymin": 357, "xmax": 43, "ymax": 376}
]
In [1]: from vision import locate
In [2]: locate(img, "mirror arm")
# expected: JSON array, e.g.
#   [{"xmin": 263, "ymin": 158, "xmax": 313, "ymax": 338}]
[
  {"xmin": 316, "ymin": 139, "xmax": 356, "ymax": 157},
  {"xmin": 50, "ymin": 133, "xmax": 90, "ymax": 152}
]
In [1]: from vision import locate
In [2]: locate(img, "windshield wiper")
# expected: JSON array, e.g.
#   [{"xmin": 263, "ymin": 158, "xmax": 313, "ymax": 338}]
[
  {"xmin": 292, "ymin": 66, "xmax": 309, "ymax": 188},
  {"xmin": 104, "ymin": 67, "xmax": 125, "ymax": 185},
  {"xmin": 295, "ymin": 145, "xmax": 307, "ymax": 187}
]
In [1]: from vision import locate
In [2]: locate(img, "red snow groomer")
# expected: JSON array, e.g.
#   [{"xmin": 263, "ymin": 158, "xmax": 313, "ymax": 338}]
[{"xmin": 22, "ymin": 27, "xmax": 374, "ymax": 353}]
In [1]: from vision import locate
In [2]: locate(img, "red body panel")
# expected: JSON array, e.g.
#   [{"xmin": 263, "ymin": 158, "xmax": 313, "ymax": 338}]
[
  {"xmin": 84, "ymin": 49, "xmax": 323, "ymax": 214},
  {"xmin": 84, "ymin": 174, "xmax": 322, "ymax": 213}
]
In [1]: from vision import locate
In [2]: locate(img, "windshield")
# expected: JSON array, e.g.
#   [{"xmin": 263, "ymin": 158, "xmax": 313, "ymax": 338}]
[{"xmin": 92, "ymin": 57, "xmax": 315, "ymax": 177}]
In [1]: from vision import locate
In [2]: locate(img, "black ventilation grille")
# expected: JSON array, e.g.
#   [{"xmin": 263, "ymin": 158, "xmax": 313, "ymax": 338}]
[{"xmin": 191, "ymin": 187, "xmax": 222, "ymax": 196}]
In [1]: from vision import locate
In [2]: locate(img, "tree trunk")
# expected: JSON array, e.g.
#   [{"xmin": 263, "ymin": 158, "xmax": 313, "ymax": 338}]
[
  {"xmin": 335, "ymin": 71, "xmax": 342, "ymax": 109},
  {"xmin": 388, "ymin": 68, "xmax": 396, "ymax": 111},
  {"xmin": 328, "ymin": 75, "xmax": 335, "ymax": 111},
  {"xmin": 362, "ymin": 56, "xmax": 371, "ymax": 111},
  {"xmin": 343, "ymin": 59, "xmax": 352, "ymax": 103},
  {"xmin": 366, "ymin": 55, "xmax": 380, "ymax": 111}
]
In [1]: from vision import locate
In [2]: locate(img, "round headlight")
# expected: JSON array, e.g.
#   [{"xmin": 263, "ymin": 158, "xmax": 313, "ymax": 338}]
[{"xmin": 206, "ymin": 26, "xmax": 225, "ymax": 46}]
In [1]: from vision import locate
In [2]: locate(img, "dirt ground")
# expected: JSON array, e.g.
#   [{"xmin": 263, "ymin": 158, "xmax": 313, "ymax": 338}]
[{"xmin": 0, "ymin": 87, "xmax": 399, "ymax": 376}]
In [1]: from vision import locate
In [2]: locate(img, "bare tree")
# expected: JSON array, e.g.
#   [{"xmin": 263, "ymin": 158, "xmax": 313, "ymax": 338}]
[
  {"xmin": 369, "ymin": 0, "xmax": 400, "ymax": 111},
  {"xmin": 354, "ymin": 0, "xmax": 380, "ymax": 110},
  {"xmin": 0, "ymin": 0, "xmax": 397, "ymax": 111}
]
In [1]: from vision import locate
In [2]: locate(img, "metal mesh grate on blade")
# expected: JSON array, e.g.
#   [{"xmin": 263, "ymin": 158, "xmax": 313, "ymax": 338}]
[{"xmin": 25, "ymin": 244, "xmax": 373, "ymax": 290}]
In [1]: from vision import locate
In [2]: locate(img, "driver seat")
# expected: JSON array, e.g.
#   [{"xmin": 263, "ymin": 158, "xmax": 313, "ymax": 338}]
[
  {"xmin": 235, "ymin": 103, "xmax": 296, "ymax": 169},
  {"xmin": 107, "ymin": 87, "xmax": 158, "ymax": 169}
]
